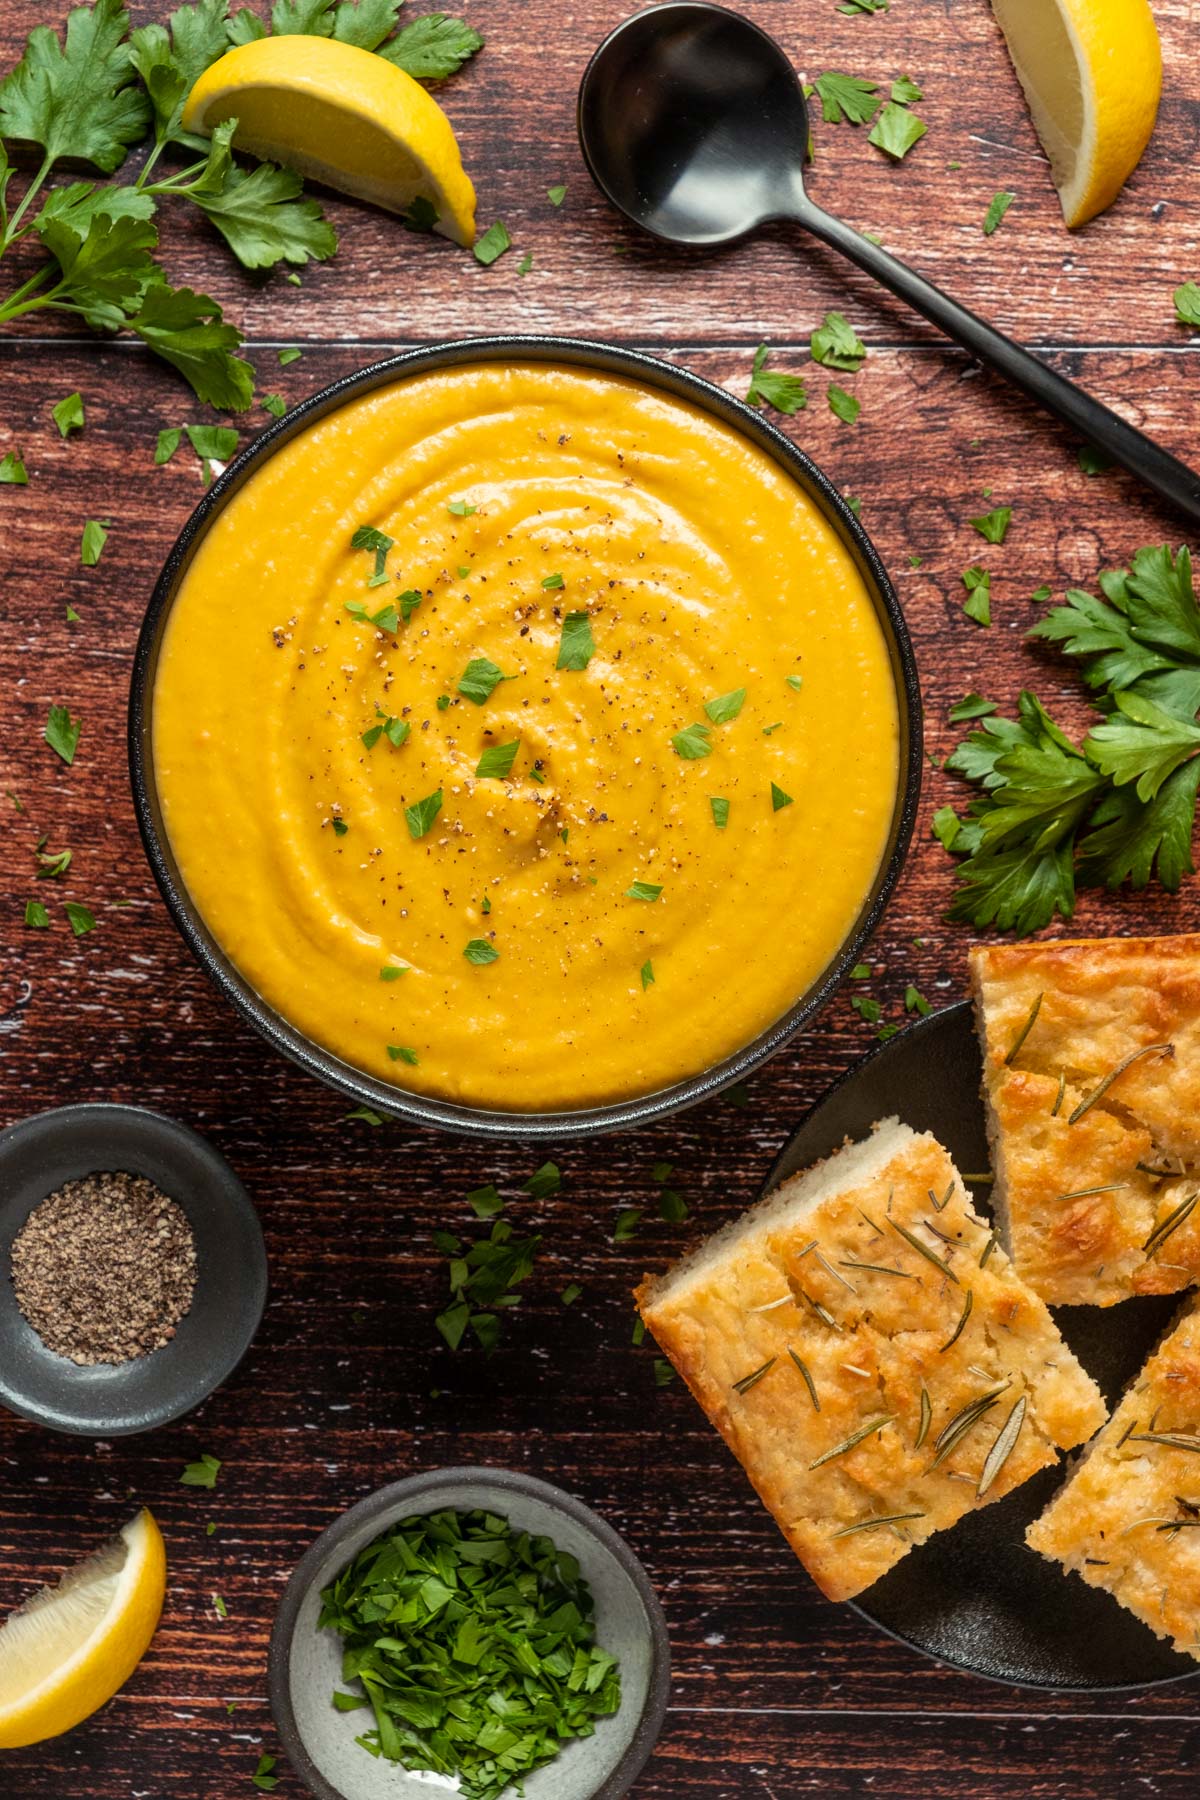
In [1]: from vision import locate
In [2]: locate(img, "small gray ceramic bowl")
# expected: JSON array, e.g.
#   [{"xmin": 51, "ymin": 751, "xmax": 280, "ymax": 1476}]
[
  {"xmin": 269, "ymin": 1467, "xmax": 671, "ymax": 1800},
  {"xmin": 0, "ymin": 1102, "xmax": 267, "ymax": 1436}
]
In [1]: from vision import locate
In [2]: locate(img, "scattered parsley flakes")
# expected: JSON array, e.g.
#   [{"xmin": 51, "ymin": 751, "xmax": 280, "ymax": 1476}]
[
  {"xmin": 614, "ymin": 1207, "xmax": 642, "ymax": 1242},
  {"xmin": 380, "ymin": 964, "xmax": 406, "ymax": 981},
  {"xmin": 387, "ymin": 1044, "xmax": 419, "ymax": 1065},
  {"xmin": 1078, "ymin": 444, "xmax": 1113, "ymax": 476},
  {"xmin": 560, "ymin": 1282, "xmax": 582, "ymax": 1305},
  {"xmin": 746, "ymin": 342, "xmax": 806, "ymax": 415},
  {"xmin": 457, "ymin": 656, "xmax": 508, "ymax": 704},
  {"xmin": 971, "ymin": 506, "xmax": 1012, "ymax": 545},
  {"xmin": 556, "ymin": 610, "xmax": 596, "ymax": 671},
  {"xmin": 252, "ymin": 1754, "xmax": 278, "ymax": 1793},
  {"xmin": 186, "ymin": 424, "xmax": 238, "ymax": 464},
  {"xmin": 961, "ymin": 565, "xmax": 992, "ymax": 626},
  {"xmin": 0, "ymin": 452, "xmax": 28, "ymax": 484},
  {"xmin": 626, "ymin": 880, "xmax": 662, "ymax": 902},
  {"xmin": 704, "ymin": 687, "xmax": 746, "ymax": 723},
  {"xmin": 331, "ymin": 817, "xmax": 348, "ymax": 836},
  {"xmin": 473, "ymin": 220, "xmax": 512, "ymax": 265},
  {"xmin": 1174, "ymin": 281, "xmax": 1200, "ymax": 327},
  {"xmin": 475, "ymin": 737, "xmax": 521, "ymax": 779},
  {"xmin": 852, "ymin": 994, "xmax": 881, "ymax": 1023},
  {"xmin": 983, "ymin": 191, "xmax": 1016, "ymax": 235},
  {"xmin": 278, "ymin": 347, "xmax": 302, "ymax": 365},
  {"xmin": 344, "ymin": 1106, "xmax": 384, "ymax": 1126},
  {"xmin": 868, "ymin": 100, "xmax": 926, "ymax": 160},
  {"xmin": 827, "ymin": 385, "xmax": 860, "ymax": 425},
  {"xmin": 525, "ymin": 1161, "xmax": 561, "ymax": 1199},
  {"xmin": 261, "ymin": 392, "xmax": 287, "ymax": 417},
  {"xmin": 548, "ymin": 183, "xmax": 567, "ymax": 206},
  {"xmin": 448, "ymin": 497, "xmax": 477, "ymax": 516},
  {"xmin": 24, "ymin": 900, "xmax": 50, "ymax": 928},
  {"xmin": 770, "ymin": 782, "xmax": 794, "ymax": 811},
  {"xmin": 654, "ymin": 1357, "xmax": 675, "ymax": 1387},
  {"xmin": 180, "ymin": 1452, "xmax": 221, "ymax": 1488},
  {"xmin": 52, "ymin": 391, "xmax": 84, "ymax": 436},
  {"xmin": 641, "ymin": 959, "xmax": 655, "ymax": 990},
  {"xmin": 890, "ymin": 75, "xmax": 922, "ymax": 103},
  {"xmin": 350, "ymin": 522, "xmax": 393, "ymax": 586},
  {"xmin": 810, "ymin": 311, "xmax": 865, "ymax": 372},
  {"xmin": 468, "ymin": 1183, "xmax": 504, "ymax": 1218},
  {"xmin": 541, "ymin": 571, "xmax": 565, "ymax": 590},
  {"xmin": 80, "ymin": 519, "xmax": 108, "ymax": 565},
  {"xmin": 154, "ymin": 427, "xmax": 182, "ymax": 465},
  {"xmin": 850, "ymin": 962, "xmax": 871, "ymax": 979},
  {"xmin": 786, "ymin": 674, "xmax": 803, "ymax": 693},
  {"xmin": 1031, "ymin": 584, "xmax": 1053, "ymax": 603},
  {"xmin": 905, "ymin": 984, "xmax": 932, "ymax": 1015},
  {"xmin": 64, "ymin": 901, "xmax": 96, "ymax": 936},
  {"xmin": 671, "ymin": 722, "xmax": 712, "ymax": 759},
  {"xmin": 463, "ymin": 937, "xmax": 499, "ymax": 964},
  {"xmin": 45, "ymin": 703, "xmax": 81, "ymax": 765},
  {"xmin": 212, "ymin": 1593, "xmax": 228, "ymax": 1619},
  {"xmin": 405, "ymin": 789, "xmax": 444, "ymax": 839},
  {"xmin": 709, "ymin": 796, "xmax": 730, "ymax": 829},
  {"xmin": 813, "ymin": 70, "xmax": 880, "ymax": 125}
]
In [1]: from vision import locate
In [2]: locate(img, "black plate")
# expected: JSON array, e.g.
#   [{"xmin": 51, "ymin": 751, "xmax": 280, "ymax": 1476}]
[
  {"xmin": 0, "ymin": 1103, "xmax": 268, "ymax": 1436},
  {"xmin": 763, "ymin": 1002, "xmax": 1197, "ymax": 1692}
]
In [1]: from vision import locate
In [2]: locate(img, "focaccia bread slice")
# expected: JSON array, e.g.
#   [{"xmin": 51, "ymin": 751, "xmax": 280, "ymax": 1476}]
[
  {"xmin": 1027, "ymin": 1293, "xmax": 1200, "ymax": 1662},
  {"xmin": 636, "ymin": 1119, "xmax": 1106, "ymax": 1603},
  {"xmin": 970, "ymin": 935, "xmax": 1200, "ymax": 1307}
]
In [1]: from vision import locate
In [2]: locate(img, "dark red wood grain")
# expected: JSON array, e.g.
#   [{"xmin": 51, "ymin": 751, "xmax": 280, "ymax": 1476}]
[{"xmin": 3, "ymin": 0, "xmax": 1200, "ymax": 1794}]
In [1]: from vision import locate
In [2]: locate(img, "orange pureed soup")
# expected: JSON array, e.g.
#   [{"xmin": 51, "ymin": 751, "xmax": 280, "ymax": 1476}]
[{"xmin": 152, "ymin": 363, "xmax": 901, "ymax": 1110}]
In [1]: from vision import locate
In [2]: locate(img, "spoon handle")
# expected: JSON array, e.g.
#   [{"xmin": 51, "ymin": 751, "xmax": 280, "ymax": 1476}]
[{"xmin": 797, "ymin": 199, "xmax": 1200, "ymax": 532}]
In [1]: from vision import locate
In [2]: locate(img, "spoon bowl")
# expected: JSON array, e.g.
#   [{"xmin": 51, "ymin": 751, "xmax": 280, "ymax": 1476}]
[
  {"xmin": 579, "ymin": 2, "xmax": 1200, "ymax": 529},
  {"xmin": 578, "ymin": 3, "xmax": 808, "ymax": 244}
]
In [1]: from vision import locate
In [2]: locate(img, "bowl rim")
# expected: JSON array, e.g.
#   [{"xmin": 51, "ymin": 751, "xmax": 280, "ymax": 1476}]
[
  {"xmin": 266, "ymin": 1463, "xmax": 673, "ymax": 1800},
  {"xmin": 128, "ymin": 333, "xmax": 923, "ymax": 1139},
  {"xmin": 0, "ymin": 1100, "xmax": 267, "ymax": 1436}
]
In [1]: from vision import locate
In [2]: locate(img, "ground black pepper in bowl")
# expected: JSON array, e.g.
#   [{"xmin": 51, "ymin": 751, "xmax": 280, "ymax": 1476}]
[{"xmin": 11, "ymin": 1172, "xmax": 197, "ymax": 1366}]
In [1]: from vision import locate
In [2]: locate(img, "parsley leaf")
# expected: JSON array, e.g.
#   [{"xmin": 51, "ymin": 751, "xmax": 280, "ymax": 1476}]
[
  {"xmin": 64, "ymin": 901, "xmax": 96, "ymax": 938},
  {"xmin": 45, "ymin": 703, "xmax": 81, "ymax": 764},
  {"xmin": 473, "ymin": 220, "xmax": 511, "ymax": 266},
  {"xmin": 548, "ymin": 183, "xmax": 567, "ymax": 206},
  {"xmin": 1174, "ymin": 282, "xmax": 1200, "ymax": 328},
  {"xmin": 949, "ymin": 693, "xmax": 997, "ymax": 723},
  {"xmin": 188, "ymin": 141, "xmax": 338, "ymax": 270},
  {"xmin": 475, "ymin": 737, "xmax": 520, "ymax": 778},
  {"xmin": 80, "ymin": 519, "xmax": 108, "ymax": 565},
  {"xmin": 961, "ymin": 565, "xmax": 992, "ymax": 626},
  {"xmin": 810, "ymin": 311, "xmax": 865, "ymax": 371},
  {"xmin": 813, "ymin": 70, "xmax": 880, "ymax": 125},
  {"xmin": 971, "ymin": 506, "xmax": 1012, "ymax": 545},
  {"xmin": 770, "ymin": 782, "xmax": 793, "ymax": 811},
  {"xmin": 129, "ymin": 283, "xmax": 255, "ymax": 410},
  {"xmin": 154, "ymin": 426, "xmax": 182, "ymax": 463},
  {"xmin": 709, "ymin": 796, "xmax": 730, "ymax": 829},
  {"xmin": 0, "ymin": 0, "xmax": 151, "ymax": 174},
  {"xmin": 827, "ymin": 384, "xmax": 860, "ymax": 425},
  {"xmin": 457, "ymin": 657, "xmax": 508, "ymax": 704},
  {"xmin": 626, "ymin": 880, "xmax": 662, "ymax": 901},
  {"xmin": 1078, "ymin": 444, "xmax": 1113, "ymax": 476},
  {"xmin": 641, "ymin": 959, "xmax": 654, "ymax": 989},
  {"xmin": 891, "ymin": 75, "xmax": 922, "ymax": 103},
  {"xmin": 746, "ymin": 342, "xmax": 806, "ymax": 415},
  {"xmin": 704, "ymin": 687, "xmax": 746, "ymax": 723},
  {"xmin": 52, "ymin": 391, "xmax": 84, "ymax": 436},
  {"xmin": 868, "ymin": 100, "xmax": 926, "ymax": 160},
  {"xmin": 405, "ymin": 789, "xmax": 443, "ymax": 839},
  {"xmin": 378, "ymin": 12, "xmax": 484, "ymax": 79},
  {"xmin": 25, "ymin": 900, "xmax": 50, "ymax": 928},
  {"xmin": 671, "ymin": 722, "xmax": 712, "ymax": 759},
  {"xmin": 983, "ymin": 191, "xmax": 1016, "ymax": 235},
  {"xmin": 556, "ymin": 610, "xmax": 595, "ymax": 671},
  {"xmin": 463, "ymin": 937, "xmax": 499, "ymax": 964},
  {"xmin": 0, "ymin": 451, "xmax": 28, "ymax": 484},
  {"xmin": 180, "ymin": 1451, "xmax": 221, "ymax": 1488}
]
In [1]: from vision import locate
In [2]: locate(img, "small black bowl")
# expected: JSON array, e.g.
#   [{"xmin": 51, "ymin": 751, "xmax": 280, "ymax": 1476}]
[
  {"xmin": 268, "ymin": 1466, "xmax": 672, "ymax": 1800},
  {"xmin": 0, "ymin": 1103, "xmax": 267, "ymax": 1436},
  {"xmin": 129, "ymin": 335, "xmax": 922, "ymax": 1140}
]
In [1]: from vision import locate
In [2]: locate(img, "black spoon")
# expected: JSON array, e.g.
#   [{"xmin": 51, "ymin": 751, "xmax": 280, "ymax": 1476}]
[{"xmin": 577, "ymin": 1, "xmax": 1200, "ymax": 530}]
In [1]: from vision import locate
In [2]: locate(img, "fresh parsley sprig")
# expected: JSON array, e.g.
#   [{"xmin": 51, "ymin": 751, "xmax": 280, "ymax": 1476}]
[{"xmin": 938, "ymin": 545, "xmax": 1200, "ymax": 934}]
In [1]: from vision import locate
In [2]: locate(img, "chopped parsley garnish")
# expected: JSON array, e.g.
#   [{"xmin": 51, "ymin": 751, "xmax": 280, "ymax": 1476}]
[
  {"xmin": 561, "ymin": 1282, "xmax": 582, "ymax": 1305},
  {"xmin": 186, "ymin": 424, "xmax": 238, "ymax": 464},
  {"xmin": 398, "ymin": 588, "xmax": 422, "ymax": 622},
  {"xmin": 548, "ymin": 184, "xmax": 567, "ymax": 206},
  {"xmin": 434, "ymin": 1215, "xmax": 540, "ymax": 1352},
  {"xmin": 64, "ymin": 902, "xmax": 96, "ymax": 936},
  {"xmin": 24, "ymin": 900, "xmax": 49, "ymax": 928},
  {"xmin": 626, "ymin": 880, "xmax": 662, "ymax": 901},
  {"xmin": 278, "ymin": 347, "xmax": 302, "ymax": 366},
  {"xmin": 525, "ymin": 1161, "xmax": 561, "ymax": 1199},
  {"xmin": 180, "ymin": 1452, "xmax": 220, "ymax": 1488},
  {"xmin": 770, "ymin": 782, "xmax": 794, "ymax": 811},
  {"xmin": 1078, "ymin": 445, "xmax": 1113, "ymax": 476},
  {"xmin": 852, "ymin": 994, "xmax": 881, "ymax": 1024},
  {"xmin": 331, "ymin": 817, "xmax": 348, "ymax": 836},
  {"xmin": 704, "ymin": 687, "xmax": 746, "ymax": 723},
  {"xmin": 948, "ymin": 693, "xmax": 996, "ymax": 722},
  {"xmin": 961, "ymin": 565, "xmax": 992, "ymax": 626},
  {"xmin": 614, "ymin": 1207, "xmax": 641, "ymax": 1242},
  {"xmin": 786, "ymin": 674, "xmax": 803, "ymax": 693},
  {"xmin": 45, "ymin": 703, "xmax": 81, "ymax": 765},
  {"xmin": 850, "ymin": 962, "xmax": 871, "ymax": 979},
  {"xmin": 1031, "ymin": 584, "xmax": 1053, "ymax": 603},
  {"xmin": 641, "ymin": 959, "xmax": 655, "ymax": 989},
  {"xmin": 541, "ymin": 571, "xmax": 565, "ymax": 590},
  {"xmin": 154, "ymin": 428, "xmax": 182, "ymax": 465},
  {"xmin": 0, "ymin": 452, "xmax": 28, "ymax": 484},
  {"xmin": 868, "ymin": 100, "xmax": 926, "ymax": 160},
  {"xmin": 261, "ymin": 393, "xmax": 287, "ymax": 417},
  {"xmin": 345, "ymin": 597, "xmax": 399, "ymax": 633},
  {"xmin": 317, "ymin": 1505, "xmax": 619, "ymax": 1796},
  {"xmin": 654, "ymin": 1357, "xmax": 675, "ymax": 1386},
  {"xmin": 52, "ymin": 391, "xmax": 84, "ymax": 437},
  {"xmin": 709, "ymin": 796, "xmax": 730, "ymax": 829},
  {"xmin": 827, "ymin": 385, "xmax": 860, "ymax": 425},
  {"xmin": 556, "ymin": 610, "xmax": 595, "ymax": 670},
  {"xmin": 457, "ymin": 657, "xmax": 508, "ymax": 704},
  {"xmin": 252, "ymin": 1753, "xmax": 278, "ymax": 1792},
  {"xmin": 891, "ymin": 75, "xmax": 922, "ymax": 103},
  {"xmin": 380, "ymin": 964, "xmax": 406, "ymax": 981},
  {"xmin": 473, "ymin": 220, "xmax": 512, "ymax": 265},
  {"xmin": 971, "ymin": 506, "xmax": 1012, "ymax": 545},
  {"xmin": 387, "ymin": 1044, "xmax": 418, "ymax": 1064},
  {"xmin": 475, "ymin": 737, "xmax": 521, "ymax": 779},
  {"xmin": 810, "ymin": 311, "xmax": 866, "ymax": 371},
  {"xmin": 464, "ymin": 937, "xmax": 499, "ymax": 964},
  {"xmin": 763, "ymin": 720, "xmax": 783, "ymax": 736},
  {"xmin": 448, "ymin": 498, "xmax": 477, "ymax": 516},
  {"xmin": 671, "ymin": 722, "xmax": 712, "ymax": 759},
  {"xmin": 468, "ymin": 1184, "xmax": 504, "ymax": 1218},
  {"xmin": 746, "ymin": 342, "xmax": 806, "ymax": 415},
  {"xmin": 362, "ymin": 709, "xmax": 409, "ymax": 750},
  {"xmin": 405, "ymin": 789, "xmax": 444, "ymax": 839},
  {"xmin": 813, "ymin": 70, "xmax": 880, "ymax": 125},
  {"xmin": 517, "ymin": 250, "xmax": 533, "ymax": 275},
  {"xmin": 905, "ymin": 984, "xmax": 932, "ymax": 1015},
  {"xmin": 350, "ymin": 523, "xmax": 394, "ymax": 584},
  {"xmin": 1174, "ymin": 282, "xmax": 1200, "ymax": 327},
  {"xmin": 983, "ymin": 191, "xmax": 1016, "ymax": 235},
  {"xmin": 80, "ymin": 519, "xmax": 108, "ymax": 565}
]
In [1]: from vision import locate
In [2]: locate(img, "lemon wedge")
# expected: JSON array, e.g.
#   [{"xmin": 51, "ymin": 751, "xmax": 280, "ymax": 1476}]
[
  {"xmin": 990, "ymin": 0, "xmax": 1161, "ymax": 227},
  {"xmin": 0, "ymin": 1509, "xmax": 166, "ymax": 1748},
  {"xmin": 183, "ymin": 36, "xmax": 476, "ymax": 246}
]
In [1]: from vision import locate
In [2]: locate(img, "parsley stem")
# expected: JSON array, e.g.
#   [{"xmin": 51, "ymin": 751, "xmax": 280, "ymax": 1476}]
[
  {"xmin": 0, "ymin": 262, "xmax": 58, "ymax": 322},
  {"xmin": 2, "ymin": 154, "xmax": 53, "ymax": 250}
]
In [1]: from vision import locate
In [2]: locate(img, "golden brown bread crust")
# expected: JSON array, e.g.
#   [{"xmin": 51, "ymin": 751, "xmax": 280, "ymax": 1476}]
[
  {"xmin": 636, "ymin": 1123, "xmax": 1107, "ymax": 1603},
  {"xmin": 1027, "ymin": 1293, "xmax": 1200, "ymax": 1662},
  {"xmin": 970, "ymin": 934, "xmax": 1200, "ymax": 1307}
]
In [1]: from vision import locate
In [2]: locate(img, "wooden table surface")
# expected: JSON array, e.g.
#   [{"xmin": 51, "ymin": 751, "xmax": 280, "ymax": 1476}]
[{"xmin": 3, "ymin": 0, "xmax": 1199, "ymax": 1794}]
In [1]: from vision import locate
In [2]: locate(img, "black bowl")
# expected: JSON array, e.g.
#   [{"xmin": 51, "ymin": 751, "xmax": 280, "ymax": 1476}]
[
  {"xmin": 129, "ymin": 336, "xmax": 921, "ymax": 1139},
  {"xmin": 0, "ymin": 1103, "xmax": 267, "ymax": 1436}
]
